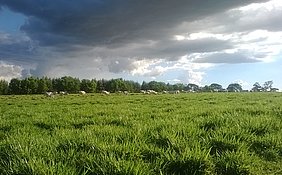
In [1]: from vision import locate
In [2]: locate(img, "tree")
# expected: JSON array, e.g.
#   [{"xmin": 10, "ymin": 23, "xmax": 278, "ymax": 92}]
[
  {"xmin": 9, "ymin": 78, "xmax": 21, "ymax": 95},
  {"xmin": 0, "ymin": 80, "xmax": 9, "ymax": 95},
  {"xmin": 158, "ymin": 82, "xmax": 168, "ymax": 91},
  {"xmin": 45, "ymin": 77, "xmax": 53, "ymax": 91},
  {"xmin": 147, "ymin": 81, "xmax": 167, "ymax": 92},
  {"xmin": 263, "ymin": 80, "xmax": 273, "ymax": 92},
  {"xmin": 201, "ymin": 85, "xmax": 212, "ymax": 92},
  {"xmin": 141, "ymin": 81, "xmax": 149, "ymax": 90},
  {"xmin": 227, "ymin": 83, "xmax": 242, "ymax": 92},
  {"xmin": 37, "ymin": 77, "xmax": 52, "ymax": 94},
  {"xmin": 105, "ymin": 78, "xmax": 126, "ymax": 92},
  {"xmin": 252, "ymin": 82, "xmax": 263, "ymax": 92},
  {"xmin": 52, "ymin": 78, "xmax": 63, "ymax": 92},
  {"xmin": 185, "ymin": 83, "xmax": 199, "ymax": 92},
  {"xmin": 80, "ymin": 79, "xmax": 97, "ymax": 93},
  {"xmin": 173, "ymin": 83, "xmax": 185, "ymax": 91},
  {"xmin": 20, "ymin": 78, "xmax": 28, "ymax": 94},
  {"xmin": 166, "ymin": 83, "xmax": 174, "ymax": 91},
  {"xmin": 147, "ymin": 81, "xmax": 159, "ymax": 91},
  {"xmin": 96, "ymin": 79, "xmax": 107, "ymax": 92},
  {"xmin": 209, "ymin": 83, "xmax": 223, "ymax": 92},
  {"xmin": 125, "ymin": 80, "xmax": 141, "ymax": 92},
  {"xmin": 61, "ymin": 76, "xmax": 80, "ymax": 93},
  {"xmin": 27, "ymin": 77, "xmax": 39, "ymax": 94}
]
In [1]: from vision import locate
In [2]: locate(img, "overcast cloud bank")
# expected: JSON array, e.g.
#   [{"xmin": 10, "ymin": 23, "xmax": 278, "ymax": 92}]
[{"xmin": 0, "ymin": 0, "xmax": 281, "ymax": 86}]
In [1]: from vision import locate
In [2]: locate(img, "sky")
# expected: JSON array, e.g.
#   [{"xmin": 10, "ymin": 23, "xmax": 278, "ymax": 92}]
[{"xmin": 0, "ymin": 0, "xmax": 282, "ymax": 90}]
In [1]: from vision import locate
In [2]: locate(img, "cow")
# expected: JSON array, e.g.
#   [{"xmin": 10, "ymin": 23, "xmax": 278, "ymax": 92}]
[
  {"xmin": 140, "ymin": 90, "xmax": 146, "ymax": 94},
  {"xmin": 79, "ymin": 91, "xmax": 86, "ymax": 95},
  {"xmin": 147, "ymin": 90, "xmax": 158, "ymax": 95},
  {"xmin": 151, "ymin": 91, "xmax": 158, "ymax": 95},
  {"xmin": 59, "ymin": 91, "xmax": 68, "ymax": 95},
  {"xmin": 45, "ymin": 91, "xmax": 54, "ymax": 97},
  {"xmin": 102, "ymin": 90, "xmax": 110, "ymax": 95}
]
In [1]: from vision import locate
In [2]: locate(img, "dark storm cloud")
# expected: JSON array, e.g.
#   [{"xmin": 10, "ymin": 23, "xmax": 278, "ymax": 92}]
[
  {"xmin": 0, "ymin": 32, "xmax": 38, "ymax": 63},
  {"xmin": 156, "ymin": 39, "xmax": 233, "ymax": 59},
  {"xmin": 0, "ymin": 0, "xmax": 269, "ymax": 48},
  {"xmin": 92, "ymin": 38, "xmax": 233, "ymax": 61},
  {"xmin": 0, "ymin": 0, "xmax": 275, "ymax": 79}
]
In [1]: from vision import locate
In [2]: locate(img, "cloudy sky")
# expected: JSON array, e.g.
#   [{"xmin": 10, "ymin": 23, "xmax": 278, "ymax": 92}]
[{"xmin": 0, "ymin": 0, "xmax": 282, "ymax": 89}]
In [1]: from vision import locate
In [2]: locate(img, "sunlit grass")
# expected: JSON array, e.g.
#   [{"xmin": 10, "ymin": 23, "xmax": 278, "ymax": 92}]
[{"xmin": 0, "ymin": 93, "xmax": 282, "ymax": 174}]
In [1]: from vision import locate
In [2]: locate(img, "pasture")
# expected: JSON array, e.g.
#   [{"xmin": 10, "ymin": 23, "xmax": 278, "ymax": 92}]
[{"xmin": 0, "ymin": 93, "xmax": 282, "ymax": 175}]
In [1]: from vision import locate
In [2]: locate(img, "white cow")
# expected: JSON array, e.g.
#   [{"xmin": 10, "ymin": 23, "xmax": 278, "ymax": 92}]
[
  {"xmin": 102, "ymin": 90, "xmax": 110, "ymax": 95},
  {"xmin": 140, "ymin": 90, "xmax": 146, "ymax": 94},
  {"xmin": 59, "ymin": 91, "xmax": 68, "ymax": 95},
  {"xmin": 79, "ymin": 91, "xmax": 86, "ymax": 95},
  {"xmin": 151, "ymin": 91, "xmax": 158, "ymax": 95},
  {"xmin": 147, "ymin": 90, "xmax": 158, "ymax": 95},
  {"xmin": 45, "ymin": 91, "xmax": 54, "ymax": 97}
]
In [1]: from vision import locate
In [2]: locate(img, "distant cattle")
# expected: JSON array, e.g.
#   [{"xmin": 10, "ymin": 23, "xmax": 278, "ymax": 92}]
[
  {"xmin": 117, "ymin": 91, "xmax": 129, "ymax": 95},
  {"xmin": 102, "ymin": 90, "xmax": 110, "ymax": 95},
  {"xmin": 79, "ymin": 91, "xmax": 86, "ymax": 95},
  {"xmin": 147, "ymin": 90, "xmax": 158, "ymax": 95},
  {"xmin": 169, "ymin": 90, "xmax": 180, "ymax": 94},
  {"xmin": 59, "ymin": 91, "xmax": 68, "ymax": 95},
  {"xmin": 45, "ymin": 91, "xmax": 54, "ymax": 97},
  {"xmin": 140, "ymin": 90, "xmax": 146, "ymax": 94},
  {"xmin": 151, "ymin": 91, "xmax": 158, "ymax": 95}
]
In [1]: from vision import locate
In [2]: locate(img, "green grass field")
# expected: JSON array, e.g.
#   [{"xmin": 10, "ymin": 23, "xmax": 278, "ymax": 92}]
[{"xmin": 0, "ymin": 93, "xmax": 282, "ymax": 175}]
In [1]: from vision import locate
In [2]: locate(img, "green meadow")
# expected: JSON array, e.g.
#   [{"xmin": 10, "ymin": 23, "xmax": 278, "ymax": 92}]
[{"xmin": 0, "ymin": 93, "xmax": 282, "ymax": 175}]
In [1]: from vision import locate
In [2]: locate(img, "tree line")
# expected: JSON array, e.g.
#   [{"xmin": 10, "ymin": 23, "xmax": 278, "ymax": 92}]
[
  {"xmin": 0, "ymin": 76, "xmax": 279, "ymax": 95},
  {"xmin": 0, "ymin": 76, "xmax": 141, "ymax": 95}
]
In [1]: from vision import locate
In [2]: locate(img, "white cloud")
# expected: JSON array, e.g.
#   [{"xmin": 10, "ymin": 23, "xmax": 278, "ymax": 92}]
[
  {"xmin": 237, "ymin": 0, "xmax": 282, "ymax": 12},
  {"xmin": 186, "ymin": 32, "xmax": 231, "ymax": 41},
  {"xmin": 130, "ymin": 55, "xmax": 214, "ymax": 85},
  {"xmin": 130, "ymin": 59, "xmax": 162, "ymax": 76},
  {"xmin": 166, "ymin": 79, "xmax": 181, "ymax": 83},
  {"xmin": 167, "ymin": 0, "xmax": 282, "ymax": 66},
  {"xmin": 174, "ymin": 56, "xmax": 214, "ymax": 85},
  {"xmin": 188, "ymin": 70, "xmax": 205, "ymax": 85},
  {"xmin": 0, "ymin": 61, "xmax": 23, "ymax": 81}
]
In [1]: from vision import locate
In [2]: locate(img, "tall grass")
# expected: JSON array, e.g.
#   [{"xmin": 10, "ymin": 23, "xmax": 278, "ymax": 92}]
[{"xmin": 0, "ymin": 93, "xmax": 282, "ymax": 174}]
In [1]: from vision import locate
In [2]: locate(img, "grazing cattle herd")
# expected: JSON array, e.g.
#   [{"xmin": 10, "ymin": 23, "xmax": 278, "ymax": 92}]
[
  {"xmin": 44, "ymin": 88, "xmax": 278, "ymax": 97},
  {"xmin": 44, "ymin": 90, "xmax": 171, "ymax": 97},
  {"xmin": 44, "ymin": 89, "xmax": 188, "ymax": 97}
]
